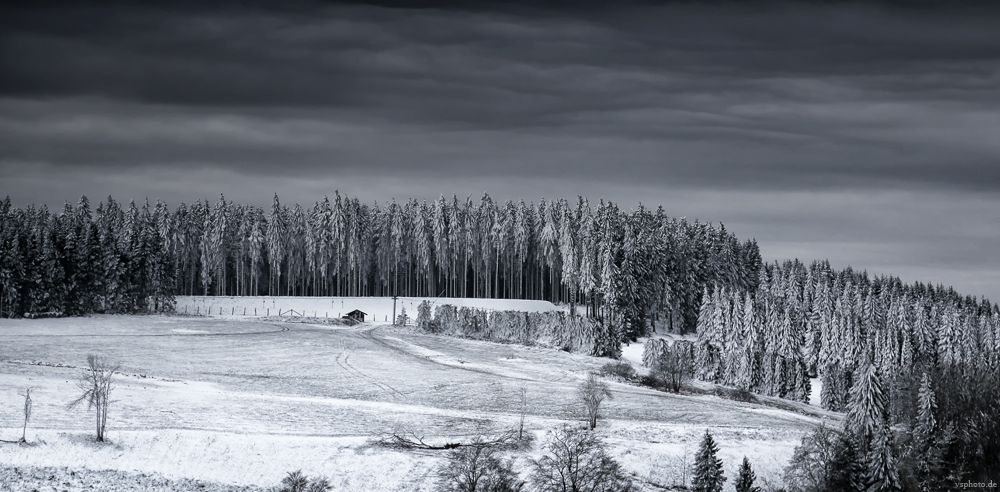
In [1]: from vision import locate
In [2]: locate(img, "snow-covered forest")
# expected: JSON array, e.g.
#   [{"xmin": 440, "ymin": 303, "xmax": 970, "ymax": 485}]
[
  {"xmin": 2, "ymin": 192, "xmax": 998, "ymax": 486},
  {"xmin": 671, "ymin": 260, "xmax": 1000, "ymax": 486},
  {"xmin": 0, "ymin": 193, "xmax": 761, "ymax": 339}
]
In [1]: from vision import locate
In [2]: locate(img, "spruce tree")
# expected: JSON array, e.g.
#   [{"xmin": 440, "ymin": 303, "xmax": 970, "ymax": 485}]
[
  {"xmin": 912, "ymin": 372, "xmax": 945, "ymax": 491},
  {"xmin": 691, "ymin": 429, "xmax": 726, "ymax": 492},
  {"xmin": 914, "ymin": 373, "xmax": 936, "ymax": 442},
  {"xmin": 828, "ymin": 433, "xmax": 864, "ymax": 492},
  {"xmin": 847, "ymin": 362, "xmax": 886, "ymax": 455},
  {"xmin": 416, "ymin": 300, "xmax": 433, "ymax": 332},
  {"xmin": 734, "ymin": 456, "xmax": 759, "ymax": 492},
  {"xmin": 738, "ymin": 292, "xmax": 759, "ymax": 391},
  {"xmin": 866, "ymin": 426, "xmax": 900, "ymax": 492},
  {"xmin": 266, "ymin": 194, "xmax": 286, "ymax": 296},
  {"xmin": 696, "ymin": 288, "xmax": 718, "ymax": 381},
  {"xmin": 846, "ymin": 362, "xmax": 901, "ymax": 492}
]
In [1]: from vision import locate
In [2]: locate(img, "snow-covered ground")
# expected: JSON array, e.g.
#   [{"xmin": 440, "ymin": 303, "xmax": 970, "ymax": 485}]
[
  {"xmin": 810, "ymin": 378, "xmax": 823, "ymax": 407},
  {"xmin": 174, "ymin": 296, "xmax": 568, "ymax": 322},
  {"xmin": 0, "ymin": 312, "xmax": 841, "ymax": 491}
]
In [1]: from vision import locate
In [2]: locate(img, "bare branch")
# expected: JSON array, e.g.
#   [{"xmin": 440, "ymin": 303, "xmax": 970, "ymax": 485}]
[
  {"xmin": 579, "ymin": 372, "xmax": 613, "ymax": 429},
  {"xmin": 66, "ymin": 354, "xmax": 119, "ymax": 442},
  {"xmin": 375, "ymin": 426, "xmax": 521, "ymax": 451},
  {"xmin": 21, "ymin": 386, "xmax": 32, "ymax": 443},
  {"xmin": 2, "ymin": 387, "xmax": 34, "ymax": 445}
]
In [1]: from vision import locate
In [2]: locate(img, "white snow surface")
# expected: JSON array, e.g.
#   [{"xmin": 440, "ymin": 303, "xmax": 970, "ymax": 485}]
[
  {"xmin": 0, "ymin": 312, "xmax": 840, "ymax": 491},
  {"xmin": 810, "ymin": 377, "xmax": 823, "ymax": 407}
]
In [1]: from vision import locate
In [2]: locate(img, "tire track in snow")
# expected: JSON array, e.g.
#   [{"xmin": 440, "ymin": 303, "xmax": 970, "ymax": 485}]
[
  {"xmin": 356, "ymin": 326, "xmax": 521, "ymax": 382},
  {"xmin": 0, "ymin": 325, "xmax": 291, "ymax": 338},
  {"xmin": 334, "ymin": 333, "xmax": 405, "ymax": 399},
  {"xmin": 358, "ymin": 326, "xmax": 833, "ymax": 427}
]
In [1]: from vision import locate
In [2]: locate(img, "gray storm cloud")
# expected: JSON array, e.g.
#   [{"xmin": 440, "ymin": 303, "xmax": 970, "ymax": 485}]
[{"xmin": 1, "ymin": 1, "xmax": 999, "ymax": 299}]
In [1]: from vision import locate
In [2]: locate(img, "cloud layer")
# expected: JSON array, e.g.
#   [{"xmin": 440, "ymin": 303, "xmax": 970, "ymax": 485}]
[{"xmin": 2, "ymin": 1, "xmax": 999, "ymax": 299}]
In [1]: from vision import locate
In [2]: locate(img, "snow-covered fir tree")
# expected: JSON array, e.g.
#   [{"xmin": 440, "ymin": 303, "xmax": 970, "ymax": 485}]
[
  {"xmin": 734, "ymin": 456, "xmax": 759, "ymax": 492},
  {"xmin": 847, "ymin": 362, "xmax": 887, "ymax": 454},
  {"xmin": 691, "ymin": 429, "xmax": 726, "ymax": 492},
  {"xmin": 865, "ymin": 426, "xmax": 901, "ymax": 492}
]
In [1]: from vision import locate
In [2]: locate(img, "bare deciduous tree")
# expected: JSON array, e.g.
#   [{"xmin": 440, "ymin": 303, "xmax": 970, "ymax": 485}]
[
  {"xmin": 530, "ymin": 425, "xmax": 635, "ymax": 492},
  {"xmin": 67, "ymin": 354, "xmax": 119, "ymax": 442},
  {"xmin": 436, "ymin": 436, "xmax": 524, "ymax": 492},
  {"xmin": 1, "ymin": 387, "xmax": 32, "ymax": 445},
  {"xmin": 20, "ymin": 387, "xmax": 32, "ymax": 443},
  {"xmin": 651, "ymin": 346, "xmax": 693, "ymax": 393},
  {"xmin": 579, "ymin": 373, "xmax": 612, "ymax": 430},
  {"xmin": 277, "ymin": 470, "xmax": 332, "ymax": 492},
  {"xmin": 517, "ymin": 383, "xmax": 527, "ymax": 440}
]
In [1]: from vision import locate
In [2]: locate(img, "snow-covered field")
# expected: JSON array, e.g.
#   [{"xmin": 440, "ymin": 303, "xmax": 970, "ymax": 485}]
[{"xmin": 0, "ymin": 307, "xmax": 841, "ymax": 491}]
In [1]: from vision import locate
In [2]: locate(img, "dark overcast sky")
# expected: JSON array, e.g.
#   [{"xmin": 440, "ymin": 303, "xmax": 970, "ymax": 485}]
[{"xmin": 1, "ymin": 0, "xmax": 999, "ymax": 301}]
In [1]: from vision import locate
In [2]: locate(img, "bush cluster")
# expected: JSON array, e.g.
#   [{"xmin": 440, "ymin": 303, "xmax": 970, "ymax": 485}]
[
  {"xmin": 421, "ymin": 302, "xmax": 621, "ymax": 357},
  {"xmin": 435, "ymin": 426, "xmax": 635, "ymax": 492},
  {"xmin": 597, "ymin": 361, "xmax": 637, "ymax": 382}
]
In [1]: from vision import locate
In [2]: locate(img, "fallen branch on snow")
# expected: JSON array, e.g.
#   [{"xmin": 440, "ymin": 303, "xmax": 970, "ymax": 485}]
[{"xmin": 375, "ymin": 426, "xmax": 522, "ymax": 451}]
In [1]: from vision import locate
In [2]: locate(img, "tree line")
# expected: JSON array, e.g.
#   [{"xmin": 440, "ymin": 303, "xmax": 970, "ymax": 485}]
[
  {"xmin": 645, "ymin": 259, "xmax": 1000, "ymax": 488},
  {"xmin": 416, "ymin": 301, "xmax": 622, "ymax": 357},
  {"xmin": 0, "ymin": 196, "xmax": 173, "ymax": 317},
  {"xmin": 0, "ymin": 193, "xmax": 761, "ymax": 339}
]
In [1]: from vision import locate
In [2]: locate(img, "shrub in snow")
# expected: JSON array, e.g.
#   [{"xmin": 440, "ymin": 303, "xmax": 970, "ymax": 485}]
[
  {"xmin": 417, "ymin": 300, "xmax": 435, "ymax": 332},
  {"xmin": 276, "ymin": 470, "xmax": 331, "ymax": 492},
  {"xmin": 714, "ymin": 387, "xmax": 756, "ymax": 403},
  {"xmin": 598, "ymin": 361, "xmax": 636, "ymax": 382},
  {"xmin": 435, "ymin": 304, "xmax": 459, "ymax": 332},
  {"xmin": 429, "ymin": 304, "xmax": 622, "ymax": 357},
  {"xmin": 395, "ymin": 306, "xmax": 409, "ymax": 326},
  {"xmin": 649, "ymin": 341, "xmax": 695, "ymax": 393},
  {"xmin": 436, "ymin": 437, "xmax": 524, "ymax": 492},
  {"xmin": 529, "ymin": 425, "xmax": 634, "ymax": 492}
]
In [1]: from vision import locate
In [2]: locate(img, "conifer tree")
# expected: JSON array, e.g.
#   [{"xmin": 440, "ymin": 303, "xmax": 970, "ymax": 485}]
[
  {"xmin": 416, "ymin": 300, "xmax": 433, "ymax": 332},
  {"xmin": 847, "ymin": 362, "xmax": 886, "ymax": 456},
  {"xmin": 937, "ymin": 305, "xmax": 962, "ymax": 366},
  {"xmin": 911, "ymin": 372, "xmax": 946, "ymax": 491},
  {"xmin": 914, "ymin": 373, "xmax": 935, "ymax": 440},
  {"xmin": 913, "ymin": 301, "xmax": 935, "ymax": 363},
  {"xmin": 866, "ymin": 426, "xmax": 901, "ymax": 492},
  {"xmin": 739, "ymin": 292, "xmax": 760, "ymax": 391},
  {"xmin": 266, "ymin": 194, "xmax": 286, "ymax": 296},
  {"xmin": 734, "ymin": 456, "xmax": 759, "ymax": 492},
  {"xmin": 845, "ymin": 361, "xmax": 902, "ymax": 492},
  {"xmin": 691, "ymin": 429, "xmax": 726, "ymax": 492},
  {"xmin": 696, "ymin": 288, "xmax": 718, "ymax": 381},
  {"xmin": 248, "ymin": 208, "xmax": 264, "ymax": 296}
]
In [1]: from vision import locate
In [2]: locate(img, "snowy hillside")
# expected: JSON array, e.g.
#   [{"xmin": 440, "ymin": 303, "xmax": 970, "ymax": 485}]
[{"xmin": 0, "ymin": 315, "xmax": 836, "ymax": 491}]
